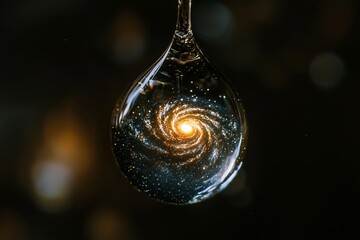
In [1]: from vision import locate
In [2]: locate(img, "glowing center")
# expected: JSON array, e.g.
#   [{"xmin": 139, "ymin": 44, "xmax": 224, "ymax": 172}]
[{"xmin": 179, "ymin": 121, "xmax": 194, "ymax": 135}]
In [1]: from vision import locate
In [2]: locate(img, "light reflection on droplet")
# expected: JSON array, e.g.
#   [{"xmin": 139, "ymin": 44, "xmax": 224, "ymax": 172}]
[{"xmin": 223, "ymin": 170, "xmax": 247, "ymax": 196}]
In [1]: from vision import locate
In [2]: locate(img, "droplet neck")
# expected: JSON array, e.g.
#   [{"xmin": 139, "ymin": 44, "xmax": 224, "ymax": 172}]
[
  {"xmin": 172, "ymin": 0, "xmax": 196, "ymax": 54},
  {"xmin": 176, "ymin": 0, "xmax": 192, "ymax": 34}
]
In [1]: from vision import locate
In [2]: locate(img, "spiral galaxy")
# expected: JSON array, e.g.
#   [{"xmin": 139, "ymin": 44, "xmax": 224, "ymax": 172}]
[
  {"xmin": 112, "ymin": 95, "xmax": 243, "ymax": 203},
  {"xmin": 146, "ymin": 100, "xmax": 222, "ymax": 166}
]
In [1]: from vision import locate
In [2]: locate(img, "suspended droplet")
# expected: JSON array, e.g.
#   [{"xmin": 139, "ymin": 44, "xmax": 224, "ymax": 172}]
[{"xmin": 111, "ymin": 0, "xmax": 248, "ymax": 204}]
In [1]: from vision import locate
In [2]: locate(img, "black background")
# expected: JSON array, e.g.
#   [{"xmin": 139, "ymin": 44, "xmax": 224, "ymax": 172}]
[{"xmin": 1, "ymin": 0, "xmax": 359, "ymax": 239}]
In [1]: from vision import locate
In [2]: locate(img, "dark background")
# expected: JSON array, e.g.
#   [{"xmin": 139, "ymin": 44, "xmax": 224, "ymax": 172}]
[{"xmin": 1, "ymin": 0, "xmax": 359, "ymax": 239}]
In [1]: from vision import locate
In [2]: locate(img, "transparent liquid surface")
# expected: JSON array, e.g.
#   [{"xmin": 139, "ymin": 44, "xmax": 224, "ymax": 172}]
[
  {"xmin": 111, "ymin": 0, "xmax": 247, "ymax": 204},
  {"xmin": 111, "ymin": 35, "xmax": 247, "ymax": 204}
]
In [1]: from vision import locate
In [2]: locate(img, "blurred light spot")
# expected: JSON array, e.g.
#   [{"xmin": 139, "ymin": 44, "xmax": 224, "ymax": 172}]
[
  {"xmin": 309, "ymin": 52, "xmax": 346, "ymax": 90},
  {"xmin": 30, "ymin": 103, "xmax": 96, "ymax": 213},
  {"xmin": 194, "ymin": 1, "xmax": 233, "ymax": 42},
  {"xmin": 33, "ymin": 161, "xmax": 72, "ymax": 200},
  {"xmin": 0, "ymin": 209, "xmax": 28, "ymax": 240},
  {"xmin": 87, "ymin": 209, "xmax": 135, "ymax": 240},
  {"xmin": 111, "ymin": 10, "xmax": 146, "ymax": 64}
]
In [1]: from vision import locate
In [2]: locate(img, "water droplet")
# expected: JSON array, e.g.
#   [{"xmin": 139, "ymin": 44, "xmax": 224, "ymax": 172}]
[{"xmin": 111, "ymin": 0, "xmax": 248, "ymax": 205}]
